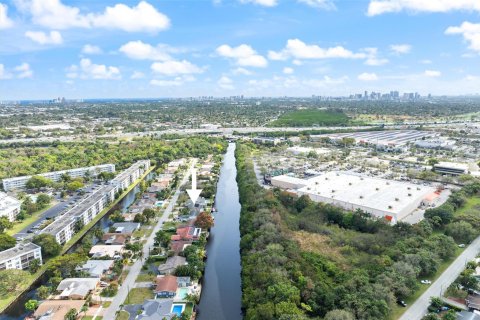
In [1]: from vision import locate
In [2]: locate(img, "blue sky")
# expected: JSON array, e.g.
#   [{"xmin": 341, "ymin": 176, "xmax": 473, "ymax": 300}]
[{"xmin": 1, "ymin": 0, "xmax": 480, "ymax": 99}]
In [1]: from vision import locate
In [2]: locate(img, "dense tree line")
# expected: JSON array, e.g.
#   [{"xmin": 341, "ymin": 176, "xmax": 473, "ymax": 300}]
[{"xmin": 236, "ymin": 142, "xmax": 475, "ymax": 320}]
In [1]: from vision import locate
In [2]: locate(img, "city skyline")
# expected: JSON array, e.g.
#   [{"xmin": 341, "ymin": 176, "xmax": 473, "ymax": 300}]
[{"xmin": 1, "ymin": 0, "xmax": 480, "ymax": 99}]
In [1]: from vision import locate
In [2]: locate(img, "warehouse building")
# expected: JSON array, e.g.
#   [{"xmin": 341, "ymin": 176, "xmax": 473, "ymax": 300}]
[
  {"xmin": 2, "ymin": 164, "xmax": 116, "ymax": 191},
  {"xmin": 434, "ymin": 162, "xmax": 469, "ymax": 176},
  {"xmin": 0, "ymin": 243, "xmax": 42, "ymax": 270},
  {"xmin": 0, "ymin": 192, "xmax": 21, "ymax": 222},
  {"xmin": 271, "ymin": 175, "xmax": 309, "ymax": 190},
  {"xmin": 273, "ymin": 172, "xmax": 437, "ymax": 223}
]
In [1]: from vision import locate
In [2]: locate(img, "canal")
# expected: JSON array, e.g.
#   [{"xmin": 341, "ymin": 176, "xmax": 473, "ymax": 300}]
[{"xmin": 197, "ymin": 143, "xmax": 243, "ymax": 320}]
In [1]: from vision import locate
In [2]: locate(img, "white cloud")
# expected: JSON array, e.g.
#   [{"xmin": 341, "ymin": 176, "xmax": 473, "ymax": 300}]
[
  {"xmin": 367, "ymin": 0, "xmax": 480, "ymax": 16},
  {"xmin": 119, "ymin": 41, "xmax": 172, "ymax": 61},
  {"xmin": 446, "ymin": 22, "xmax": 480, "ymax": 53},
  {"xmin": 218, "ymin": 76, "xmax": 234, "ymax": 89},
  {"xmin": 358, "ymin": 72, "xmax": 378, "ymax": 81},
  {"xmin": 25, "ymin": 30, "xmax": 62, "ymax": 45},
  {"xmin": 465, "ymin": 75, "xmax": 479, "ymax": 81},
  {"xmin": 82, "ymin": 44, "xmax": 102, "ymax": 55},
  {"xmin": 151, "ymin": 60, "xmax": 203, "ymax": 76},
  {"xmin": 303, "ymin": 75, "xmax": 349, "ymax": 87},
  {"xmin": 268, "ymin": 39, "xmax": 367, "ymax": 60},
  {"xmin": 0, "ymin": 3, "xmax": 13, "ymax": 29},
  {"xmin": 298, "ymin": 0, "xmax": 335, "ymax": 10},
  {"xmin": 390, "ymin": 44, "xmax": 411, "ymax": 54},
  {"xmin": 14, "ymin": 0, "xmax": 170, "ymax": 32},
  {"xmin": 216, "ymin": 44, "xmax": 268, "ymax": 68},
  {"xmin": 68, "ymin": 58, "xmax": 121, "ymax": 79},
  {"xmin": 150, "ymin": 75, "xmax": 195, "ymax": 86},
  {"xmin": 363, "ymin": 48, "xmax": 389, "ymax": 65},
  {"xmin": 239, "ymin": 0, "xmax": 278, "ymax": 7},
  {"xmin": 420, "ymin": 59, "xmax": 432, "ymax": 64},
  {"xmin": 131, "ymin": 71, "xmax": 145, "ymax": 79},
  {"xmin": 424, "ymin": 70, "xmax": 441, "ymax": 77},
  {"xmin": 232, "ymin": 67, "xmax": 253, "ymax": 75},
  {"xmin": 283, "ymin": 67, "xmax": 294, "ymax": 74},
  {"xmin": 15, "ymin": 63, "xmax": 33, "ymax": 78},
  {"xmin": 0, "ymin": 64, "xmax": 12, "ymax": 79}
]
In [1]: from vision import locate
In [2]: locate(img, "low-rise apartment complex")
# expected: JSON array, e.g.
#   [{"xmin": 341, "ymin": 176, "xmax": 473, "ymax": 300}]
[
  {"xmin": 0, "ymin": 192, "xmax": 21, "ymax": 221},
  {"xmin": 0, "ymin": 243, "xmax": 42, "ymax": 270},
  {"xmin": 2, "ymin": 164, "xmax": 116, "ymax": 191}
]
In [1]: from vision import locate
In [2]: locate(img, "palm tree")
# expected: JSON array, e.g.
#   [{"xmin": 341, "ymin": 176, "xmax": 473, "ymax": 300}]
[{"xmin": 80, "ymin": 305, "xmax": 88, "ymax": 318}]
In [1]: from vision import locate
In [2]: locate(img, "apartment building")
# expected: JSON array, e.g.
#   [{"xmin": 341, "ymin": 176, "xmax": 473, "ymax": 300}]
[
  {"xmin": 2, "ymin": 164, "xmax": 115, "ymax": 191},
  {"xmin": 0, "ymin": 192, "xmax": 21, "ymax": 222},
  {"xmin": 0, "ymin": 243, "xmax": 42, "ymax": 270}
]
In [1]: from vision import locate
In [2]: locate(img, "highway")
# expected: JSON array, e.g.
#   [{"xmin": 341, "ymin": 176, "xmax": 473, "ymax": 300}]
[
  {"xmin": 399, "ymin": 235, "xmax": 480, "ymax": 320},
  {"xmin": 102, "ymin": 160, "xmax": 196, "ymax": 320}
]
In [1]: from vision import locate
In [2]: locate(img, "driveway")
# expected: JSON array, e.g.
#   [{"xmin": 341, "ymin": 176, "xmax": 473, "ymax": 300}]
[
  {"xmin": 102, "ymin": 160, "xmax": 196, "ymax": 320},
  {"xmin": 399, "ymin": 235, "xmax": 480, "ymax": 320}
]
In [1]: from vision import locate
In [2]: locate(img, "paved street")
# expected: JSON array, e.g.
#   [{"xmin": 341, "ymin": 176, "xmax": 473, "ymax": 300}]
[
  {"xmin": 103, "ymin": 160, "xmax": 195, "ymax": 320},
  {"xmin": 399, "ymin": 235, "xmax": 480, "ymax": 320}
]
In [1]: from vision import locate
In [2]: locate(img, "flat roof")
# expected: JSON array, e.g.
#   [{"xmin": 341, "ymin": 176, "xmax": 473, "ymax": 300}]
[
  {"xmin": 112, "ymin": 160, "xmax": 149, "ymax": 184},
  {"xmin": 0, "ymin": 242, "xmax": 40, "ymax": 262},
  {"xmin": 297, "ymin": 171, "xmax": 435, "ymax": 215},
  {"xmin": 313, "ymin": 130, "xmax": 435, "ymax": 146},
  {"xmin": 435, "ymin": 162, "xmax": 469, "ymax": 171},
  {"xmin": 0, "ymin": 192, "xmax": 20, "ymax": 211}
]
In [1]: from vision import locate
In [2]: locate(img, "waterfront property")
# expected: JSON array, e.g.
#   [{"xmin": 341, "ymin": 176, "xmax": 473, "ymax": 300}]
[
  {"xmin": 0, "ymin": 192, "xmax": 21, "ymax": 222},
  {"xmin": 170, "ymin": 226, "xmax": 202, "ymax": 241},
  {"xmin": 136, "ymin": 299, "xmax": 175, "ymax": 320},
  {"xmin": 89, "ymin": 245, "xmax": 123, "ymax": 258},
  {"xmin": 33, "ymin": 300, "xmax": 86, "ymax": 320},
  {"xmin": 155, "ymin": 275, "xmax": 178, "ymax": 298},
  {"xmin": 1, "ymin": 164, "xmax": 115, "ymax": 191},
  {"xmin": 158, "ymin": 256, "xmax": 187, "ymax": 275},
  {"xmin": 0, "ymin": 242, "xmax": 42, "ymax": 270},
  {"xmin": 56, "ymin": 278, "xmax": 100, "ymax": 300},
  {"xmin": 76, "ymin": 259, "xmax": 115, "ymax": 278},
  {"xmin": 39, "ymin": 161, "xmax": 149, "ymax": 244},
  {"xmin": 111, "ymin": 222, "xmax": 141, "ymax": 235}
]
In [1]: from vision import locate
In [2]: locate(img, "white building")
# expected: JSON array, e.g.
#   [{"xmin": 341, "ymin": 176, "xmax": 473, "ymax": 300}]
[
  {"xmin": 2, "ymin": 164, "xmax": 116, "ymax": 191},
  {"xmin": 0, "ymin": 243, "xmax": 42, "ymax": 270},
  {"xmin": 271, "ymin": 175, "xmax": 309, "ymax": 190},
  {"xmin": 0, "ymin": 192, "xmax": 21, "ymax": 222},
  {"xmin": 434, "ymin": 162, "xmax": 469, "ymax": 176},
  {"xmin": 274, "ymin": 172, "xmax": 437, "ymax": 223},
  {"xmin": 41, "ymin": 160, "xmax": 150, "ymax": 244},
  {"xmin": 286, "ymin": 146, "xmax": 332, "ymax": 156}
]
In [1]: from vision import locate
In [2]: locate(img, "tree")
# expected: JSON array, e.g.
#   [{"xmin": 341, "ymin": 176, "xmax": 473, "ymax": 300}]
[
  {"xmin": 142, "ymin": 208, "xmax": 156, "ymax": 222},
  {"xmin": 0, "ymin": 233, "xmax": 16, "ymax": 251},
  {"xmin": 80, "ymin": 305, "xmax": 89, "ymax": 317},
  {"xmin": 25, "ymin": 299, "xmax": 39, "ymax": 312},
  {"xmin": 194, "ymin": 212, "xmax": 214, "ymax": 229},
  {"xmin": 443, "ymin": 310, "xmax": 457, "ymax": 320},
  {"xmin": 324, "ymin": 309, "xmax": 355, "ymax": 320},
  {"xmin": 37, "ymin": 285, "xmax": 51, "ymax": 299},
  {"xmin": 133, "ymin": 213, "xmax": 147, "ymax": 224},
  {"xmin": 0, "ymin": 217, "xmax": 13, "ymax": 233},
  {"xmin": 99, "ymin": 171, "xmax": 115, "ymax": 181},
  {"xmin": 64, "ymin": 308, "xmax": 77, "ymax": 320},
  {"xmin": 0, "ymin": 269, "xmax": 30, "ymax": 296},
  {"xmin": 430, "ymin": 297, "xmax": 443, "ymax": 309},
  {"xmin": 422, "ymin": 314, "xmax": 440, "ymax": 320},
  {"xmin": 26, "ymin": 176, "xmax": 52, "ymax": 190},
  {"xmin": 446, "ymin": 221, "xmax": 477, "ymax": 244},
  {"xmin": 29, "ymin": 258, "xmax": 41, "ymax": 273},
  {"xmin": 110, "ymin": 211, "xmax": 125, "ymax": 223},
  {"xmin": 36, "ymin": 193, "xmax": 51, "ymax": 209},
  {"xmin": 424, "ymin": 204, "xmax": 455, "ymax": 225},
  {"xmin": 32, "ymin": 234, "xmax": 62, "ymax": 258},
  {"xmin": 427, "ymin": 158, "xmax": 439, "ymax": 166},
  {"xmin": 66, "ymin": 180, "xmax": 84, "ymax": 192}
]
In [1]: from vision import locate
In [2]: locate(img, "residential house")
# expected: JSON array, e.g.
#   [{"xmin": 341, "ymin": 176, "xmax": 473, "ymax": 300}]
[
  {"xmin": 158, "ymin": 256, "xmax": 186, "ymax": 275},
  {"xmin": 111, "ymin": 222, "xmax": 140, "ymax": 235},
  {"xmin": 56, "ymin": 278, "xmax": 99, "ymax": 300},
  {"xmin": 155, "ymin": 275, "xmax": 178, "ymax": 298},
  {"xmin": 136, "ymin": 299, "xmax": 175, "ymax": 320},
  {"xmin": 102, "ymin": 233, "xmax": 129, "ymax": 245},
  {"xmin": 176, "ymin": 277, "xmax": 191, "ymax": 288},
  {"xmin": 76, "ymin": 260, "xmax": 114, "ymax": 278},
  {"xmin": 170, "ymin": 240, "xmax": 192, "ymax": 255},
  {"xmin": 170, "ymin": 226, "xmax": 201, "ymax": 241},
  {"xmin": 89, "ymin": 245, "xmax": 123, "ymax": 259},
  {"xmin": 34, "ymin": 300, "xmax": 86, "ymax": 320}
]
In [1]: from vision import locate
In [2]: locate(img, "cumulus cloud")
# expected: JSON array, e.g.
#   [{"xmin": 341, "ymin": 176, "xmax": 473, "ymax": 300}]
[
  {"xmin": 15, "ymin": 63, "xmax": 33, "ymax": 78},
  {"xmin": 390, "ymin": 44, "xmax": 411, "ymax": 54},
  {"xmin": 218, "ymin": 76, "xmax": 234, "ymax": 89},
  {"xmin": 358, "ymin": 72, "xmax": 378, "ymax": 81},
  {"xmin": 232, "ymin": 67, "xmax": 253, "ymax": 75},
  {"xmin": 239, "ymin": 0, "xmax": 278, "ymax": 7},
  {"xmin": 14, "ymin": 0, "xmax": 170, "ymax": 32},
  {"xmin": 268, "ymin": 39, "xmax": 367, "ymax": 61},
  {"xmin": 67, "ymin": 58, "xmax": 121, "ymax": 79},
  {"xmin": 363, "ymin": 48, "xmax": 389, "ymax": 66},
  {"xmin": 283, "ymin": 67, "xmax": 294, "ymax": 74},
  {"xmin": 0, "ymin": 3, "xmax": 13, "ymax": 29},
  {"xmin": 119, "ymin": 41, "xmax": 173, "ymax": 61},
  {"xmin": 131, "ymin": 71, "xmax": 145, "ymax": 79},
  {"xmin": 82, "ymin": 44, "xmax": 102, "ymax": 55},
  {"xmin": 25, "ymin": 30, "xmax": 63, "ymax": 45},
  {"xmin": 151, "ymin": 60, "xmax": 203, "ymax": 76},
  {"xmin": 216, "ymin": 44, "xmax": 268, "ymax": 68},
  {"xmin": 424, "ymin": 70, "xmax": 441, "ymax": 77},
  {"xmin": 367, "ymin": 0, "xmax": 480, "ymax": 16},
  {"xmin": 150, "ymin": 75, "xmax": 195, "ymax": 86},
  {"xmin": 446, "ymin": 22, "xmax": 480, "ymax": 53},
  {"xmin": 0, "ymin": 64, "xmax": 12, "ymax": 79},
  {"xmin": 298, "ymin": 0, "xmax": 335, "ymax": 10}
]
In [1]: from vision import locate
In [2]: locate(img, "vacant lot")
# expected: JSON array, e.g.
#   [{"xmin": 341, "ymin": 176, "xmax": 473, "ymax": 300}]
[{"xmin": 269, "ymin": 109, "xmax": 349, "ymax": 127}]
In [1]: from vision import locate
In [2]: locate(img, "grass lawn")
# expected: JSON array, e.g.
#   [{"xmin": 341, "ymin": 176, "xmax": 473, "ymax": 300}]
[
  {"xmin": 102, "ymin": 301, "xmax": 112, "ymax": 308},
  {"xmin": 6, "ymin": 202, "xmax": 56, "ymax": 236},
  {"xmin": 455, "ymin": 196, "xmax": 480, "ymax": 216},
  {"xmin": 268, "ymin": 109, "xmax": 349, "ymax": 127},
  {"xmin": 136, "ymin": 273, "xmax": 155, "ymax": 282},
  {"xmin": 116, "ymin": 311, "xmax": 130, "ymax": 320},
  {"xmin": 390, "ymin": 247, "xmax": 464, "ymax": 319},
  {"xmin": 82, "ymin": 317, "xmax": 103, "ymax": 320},
  {"xmin": 124, "ymin": 288, "xmax": 154, "ymax": 305}
]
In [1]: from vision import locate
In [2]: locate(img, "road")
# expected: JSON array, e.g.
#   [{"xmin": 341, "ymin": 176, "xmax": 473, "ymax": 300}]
[
  {"xmin": 102, "ymin": 160, "xmax": 196, "ymax": 320},
  {"xmin": 399, "ymin": 235, "xmax": 480, "ymax": 320}
]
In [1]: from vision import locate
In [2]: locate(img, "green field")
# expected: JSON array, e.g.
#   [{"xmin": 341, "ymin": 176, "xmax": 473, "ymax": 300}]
[
  {"xmin": 6, "ymin": 203, "xmax": 56, "ymax": 236},
  {"xmin": 268, "ymin": 109, "xmax": 350, "ymax": 127}
]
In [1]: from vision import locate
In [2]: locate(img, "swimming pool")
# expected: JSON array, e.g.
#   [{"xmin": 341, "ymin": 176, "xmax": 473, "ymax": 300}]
[
  {"xmin": 171, "ymin": 304, "xmax": 185, "ymax": 316},
  {"xmin": 176, "ymin": 287, "xmax": 189, "ymax": 300}
]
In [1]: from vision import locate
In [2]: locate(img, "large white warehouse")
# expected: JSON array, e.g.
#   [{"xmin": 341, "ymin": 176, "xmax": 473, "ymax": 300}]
[{"xmin": 274, "ymin": 172, "xmax": 437, "ymax": 223}]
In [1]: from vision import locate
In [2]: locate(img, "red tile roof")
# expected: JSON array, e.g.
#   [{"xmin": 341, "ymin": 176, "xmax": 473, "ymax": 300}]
[{"xmin": 155, "ymin": 275, "xmax": 178, "ymax": 293}]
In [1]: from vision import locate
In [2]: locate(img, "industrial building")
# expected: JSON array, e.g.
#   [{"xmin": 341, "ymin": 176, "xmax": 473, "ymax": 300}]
[
  {"xmin": 434, "ymin": 162, "xmax": 469, "ymax": 176},
  {"xmin": 0, "ymin": 192, "xmax": 21, "ymax": 222},
  {"xmin": 2, "ymin": 164, "xmax": 116, "ymax": 191},
  {"xmin": 273, "ymin": 172, "xmax": 437, "ymax": 223},
  {"xmin": 286, "ymin": 146, "xmax": 332, "ymax": 156},
  {"xmin": 0, "ymin": 242, "xmax": 42, "ymax": 270},
  {"xmin": 41, "ymin": 160, "xmax": 150, "ymax": 244}
]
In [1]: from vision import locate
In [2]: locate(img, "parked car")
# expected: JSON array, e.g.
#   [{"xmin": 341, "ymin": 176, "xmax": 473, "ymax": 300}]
[
  {"xmin": 421, "ymin": 280, "xmax": 432, "ymax": 284},
  {"xmin": 397, "ymin": 300, "xmax": 407, "ymax": 307},
  {"xmin": 459, "ymin": 244, "xmax": 466, "ymax": 248}
]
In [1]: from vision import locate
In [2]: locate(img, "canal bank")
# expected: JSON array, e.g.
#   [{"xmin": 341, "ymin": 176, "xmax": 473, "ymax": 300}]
[{"xmin": 197, "ymin": 143, "xmax": 243, "ymax": 320}]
